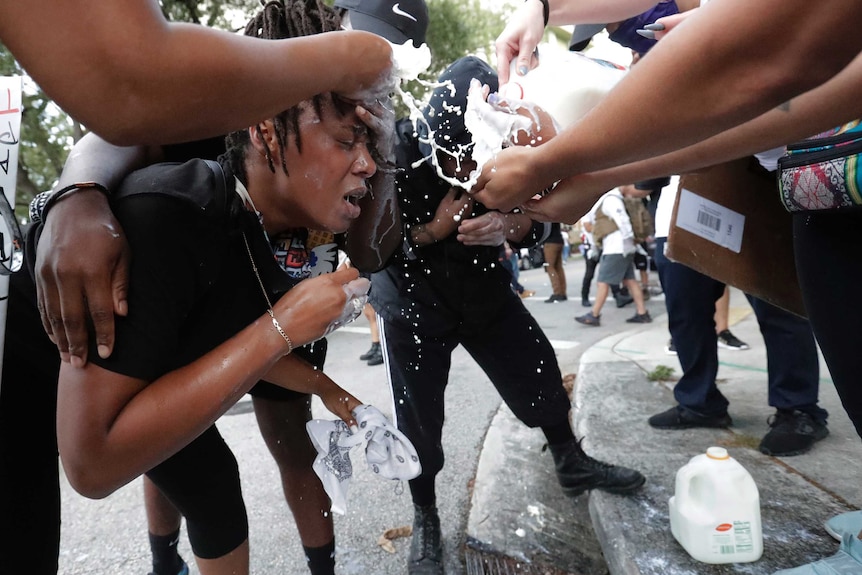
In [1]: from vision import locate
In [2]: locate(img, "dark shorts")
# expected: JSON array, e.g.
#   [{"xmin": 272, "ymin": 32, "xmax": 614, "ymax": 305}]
[{"xmin": 598, "ymin": 253, "xmax": 635, "ymax": 284}]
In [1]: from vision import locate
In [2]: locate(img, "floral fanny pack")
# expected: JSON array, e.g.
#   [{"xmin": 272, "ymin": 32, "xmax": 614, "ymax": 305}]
[{"xmin": 778, "ymin": 120, "xmax": 862, "ymax": 212}]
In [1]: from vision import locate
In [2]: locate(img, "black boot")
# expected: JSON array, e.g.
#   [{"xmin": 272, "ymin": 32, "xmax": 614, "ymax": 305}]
[
  {"xmin": 359, "ymin": 342, "xmax": 380, "ymax": 361},
  {"xmin": 408, "ymin": 504, "xmax": 443, "ymax": 575},
  {"xmin": 365, "ymin": 344, "xmax": 384, "ymax": 366},
  {"xmin": 548, "ymin": 439, "xmax": 645, "ymax": 498}
]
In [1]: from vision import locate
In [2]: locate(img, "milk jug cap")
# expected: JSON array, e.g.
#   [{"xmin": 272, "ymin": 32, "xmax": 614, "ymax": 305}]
[{"xmin": 706, "ymin": 446, "xmax": 729, "ymax": 460}]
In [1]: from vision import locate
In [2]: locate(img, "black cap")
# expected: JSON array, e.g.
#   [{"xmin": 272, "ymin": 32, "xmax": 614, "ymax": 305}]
[
  {"xmin": 334, "ymin": 0, "xmax": 429, "ymax": 47},
  {"xmin": 418, "ymin": 56, "xmax": 498, "ymax": 159}
]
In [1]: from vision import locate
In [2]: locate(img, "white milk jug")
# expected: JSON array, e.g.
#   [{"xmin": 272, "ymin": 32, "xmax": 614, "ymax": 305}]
[
  {"xmin": 668, "ymin": 446, "xmax": 763, "ymax": 564},
  {"xmin": 499, "ymin": 50, "xmax": 627, "ymax": 130}
]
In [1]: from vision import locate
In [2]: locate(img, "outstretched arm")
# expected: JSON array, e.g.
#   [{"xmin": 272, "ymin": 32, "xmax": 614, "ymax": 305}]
[
  {"xmin": 477, "ymin": 0, "xmax": 862, "ymax": 213},
  {"xmin": 0, "ymin": 0, "xmax": 392, "ymax": 145},
  {"xmin": 520, "ymin": 51, "xmax": 862, "ymax": 223}
]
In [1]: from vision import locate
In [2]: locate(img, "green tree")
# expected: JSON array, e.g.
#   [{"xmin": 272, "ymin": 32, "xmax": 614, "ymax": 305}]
[
  {"xmin": 396, "ymin": 0, "xmax": 507, "ymax": 115},
  {"xmin": 0, "ymin": 0, "xmax": 509, "ymax": 219},
  {"xmin": 0, "ymin": 46, "xmax": 79, "ymax": 217}
]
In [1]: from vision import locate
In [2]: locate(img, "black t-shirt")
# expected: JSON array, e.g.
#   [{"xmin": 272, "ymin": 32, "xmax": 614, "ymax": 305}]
[
  {"xmin": 87, "ymin": 159, "xmax": 293, "ymax": 381},
  {"xmin": 370, "ymin": 119, "xmax": 541, "ymax": 336}
]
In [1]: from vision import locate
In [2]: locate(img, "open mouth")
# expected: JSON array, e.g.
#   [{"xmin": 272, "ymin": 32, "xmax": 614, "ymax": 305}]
[{"xmin": 344, "ymin": 189, "xmax": 366, "ymax": 206}]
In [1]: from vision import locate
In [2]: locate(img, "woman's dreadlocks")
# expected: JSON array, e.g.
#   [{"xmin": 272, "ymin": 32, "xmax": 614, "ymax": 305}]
[{"xmin": 222, "ymin": 0, "xmax": 344, "ymax": 183}]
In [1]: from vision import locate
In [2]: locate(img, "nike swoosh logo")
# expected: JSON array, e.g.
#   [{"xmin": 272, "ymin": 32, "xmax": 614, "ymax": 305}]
[{"xmin": 392, "ymin": 3, "xmax": 417, "ymax": 21}]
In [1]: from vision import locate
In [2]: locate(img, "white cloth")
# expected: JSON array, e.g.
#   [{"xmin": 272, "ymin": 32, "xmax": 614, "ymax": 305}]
[
  {"xmin": 753, "ymin": 145, "xmax": 786, "ymax": 172},
  {"xmin": 306, "ymin": 404, "xmax": 422, "ymax": 515}
]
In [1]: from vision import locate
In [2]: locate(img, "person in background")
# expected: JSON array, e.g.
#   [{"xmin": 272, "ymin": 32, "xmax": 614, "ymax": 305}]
[
  {"xmin": 578, "ymin": 216, "xmax": 600, "ymax": 307},
  {"xmin": 561, "ymin": 225, "xmax": 571, "ymax": 261},
  {"xmin": 575, "ymin": 188, "xmax": 651, "ymax": 327},
  {"xmin": 543, "ymin": 222, "xmax": 568, "ymax": 302},
  {"xmin": 712, "ymin": 287, "xmax": 749, "ymax": 351},
  {"xmin": 501, "ymin": 241, "xmax": 535, "ymax": 299},
  {"xmin": 650, "ymin": 167, "xmax": 829, "ymax": 459},
  {"xmin": 357, "ymin": 302, "xmax": 385, "ymax": 366}
]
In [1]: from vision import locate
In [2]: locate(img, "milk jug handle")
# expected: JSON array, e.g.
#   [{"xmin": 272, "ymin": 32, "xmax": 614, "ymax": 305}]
[{"xmin": 675, "ymin": 464, "xmax": 699, "ymax": 507}]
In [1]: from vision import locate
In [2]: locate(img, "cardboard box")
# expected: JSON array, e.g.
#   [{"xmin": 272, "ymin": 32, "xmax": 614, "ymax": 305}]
[{"xmin": 666, "ymin": 157, "xmax": 806, "ymax": 317}]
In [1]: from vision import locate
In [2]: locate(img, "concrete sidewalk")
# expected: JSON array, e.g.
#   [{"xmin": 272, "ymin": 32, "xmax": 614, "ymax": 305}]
[{"xmin": 467, "ymin": 291, "xmax": 861, "ymax": 574}]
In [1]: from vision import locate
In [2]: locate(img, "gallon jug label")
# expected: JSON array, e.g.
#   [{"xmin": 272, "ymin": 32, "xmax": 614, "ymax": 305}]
[
  {"xmin": 710, "ymin": 520, "xmax": 754, "ymax": 555},
  {"xmin": 732, "ymin": 520, "xmax": 754, "ymax": 553}
]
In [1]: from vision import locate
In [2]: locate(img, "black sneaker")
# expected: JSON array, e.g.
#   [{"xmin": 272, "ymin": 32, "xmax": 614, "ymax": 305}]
[
  {"xmin": 717, "ymin": 329, "xmax": 749, "ymax": 350},
  {"xmin": 545, "ymin": 294, "xmax": 567, "ymax": 303},
  {"xmin": 575, "ymin": 311, "xmax": 601, "ymax": 326},
  {"xmin": 665, "ymin": 339, "xmax": 677, "ymax": 355},
  {"xmin": 648, "ymin": 405, "xmax": 732, "ymax": 430},
  {"xmin": 408, "ymin": 504, "xmax": 443, "ymax": 575},
  {"xmin": 359, "ymin": 342, "xmax": 380, "ymax": 361},
  {"xmin": 759, "ymin": 410, "xmax": 829, "ymax": 456},
  {"xmin": 615, "ymin": 294, "xmax": 634, "ymax": 308},
  {"xmin": 548, "ymin": 440, "xmax": 645, "ymax": 498},
  {"xmin": 366, "ymin": 345, "xmax": 384, "ymax": 366},
  {"xmin": 626, "ymin": 311, "xmax": 652, "ymax": 323},
  {"xmin": 581, "ymin": 297, "xmax": 591, "ymax": 307}
]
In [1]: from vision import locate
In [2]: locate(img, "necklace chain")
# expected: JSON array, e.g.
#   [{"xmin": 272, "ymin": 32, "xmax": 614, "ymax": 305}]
[{"xmin": 242, "ymin": 231, "xmax": 293, "ymax": 354}]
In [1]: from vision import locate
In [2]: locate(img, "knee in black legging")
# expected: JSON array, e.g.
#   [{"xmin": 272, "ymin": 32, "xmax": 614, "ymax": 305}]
[{"xmin": 146, "ymin": 428, "xmax": 249, "ymax": 559}]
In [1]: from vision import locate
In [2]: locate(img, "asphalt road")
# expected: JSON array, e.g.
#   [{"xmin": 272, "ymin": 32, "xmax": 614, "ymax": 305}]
[{"xmin": 58, "ymin": 256, "xmax": 667, "ymax": 574}]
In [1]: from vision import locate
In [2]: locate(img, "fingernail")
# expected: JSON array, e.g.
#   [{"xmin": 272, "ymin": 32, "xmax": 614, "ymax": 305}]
[
  {"xmin": 488, "ymin": 93, "xmax": 500, "ymax": 106},
  {"xmin": 636, "ymin": 29, "xmax": 656, "ymax": 39},
  {"xmin": 98, "ymin": 344, "xmax": 111, "ymax": 359},
  {"xmin": 517, "ymin": 65, "xmax": 528, "ymax": 76},
  {"xmin": 70, "ymin": 355, "xmax": 84, "ymax": 369},
  {"xmin": 644, "ymin": 22, "xmax": 665, "ymax": 31},
  {"xmin": 350, "ymin": 424, "xmax": 359, "ymax": 434}
]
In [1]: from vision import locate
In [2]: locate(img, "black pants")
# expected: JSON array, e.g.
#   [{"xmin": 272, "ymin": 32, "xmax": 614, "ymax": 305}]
[
  {"xmin": 581, "ymin": 255, "xmax": 599, "ymax": 300},
  {"xmin": 379, "ymin": 290, "xmax": 570, "ymax": 488},
  {"xmin": 0, "ymin": 269, "xmax": 60, "ymax": 574},
  {"xmin": 793, "ymin": 211, "xmax": 862, "ymax": 438},
  {"xmin": 655, "ymin": 237, "xmax": 824, "ymax": 420}
]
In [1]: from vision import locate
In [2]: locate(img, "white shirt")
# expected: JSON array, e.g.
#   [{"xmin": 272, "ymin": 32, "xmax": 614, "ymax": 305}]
[
  {"xmin": 655, "ymin": 175, "xmax": 681, "ymax": 239},
  {"xmin": 588, "ymin": 188, "xmax": 633, "ymax": 255}
]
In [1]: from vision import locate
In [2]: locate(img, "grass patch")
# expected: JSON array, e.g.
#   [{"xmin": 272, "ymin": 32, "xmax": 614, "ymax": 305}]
[{"xmin": 647, "ymin": 364, "xmax": 676, "ymax": 382}]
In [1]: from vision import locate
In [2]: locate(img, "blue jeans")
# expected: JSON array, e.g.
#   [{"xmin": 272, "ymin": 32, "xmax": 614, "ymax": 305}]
[{"xmin": 654, "ymin": 238, "xmax": 825, "ymax": 421}]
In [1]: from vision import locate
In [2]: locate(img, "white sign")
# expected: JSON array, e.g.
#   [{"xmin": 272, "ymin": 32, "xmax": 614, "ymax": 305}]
[
  {"xmin": 0, "ymin": 77, "xmax": 21, "ymax": 206},
  {"xmin": 675, "ymin": 187, "xmax": 745, "ymax": 253},
  {"xmin": 0, "ymin": 76, "xmax": 23, "ymax": 385}
]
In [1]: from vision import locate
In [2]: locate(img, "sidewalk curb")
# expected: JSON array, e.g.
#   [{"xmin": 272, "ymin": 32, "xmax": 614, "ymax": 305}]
[{"xmin": 575, "ymin": 325, "xmax": 856, "ymax": 574}]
